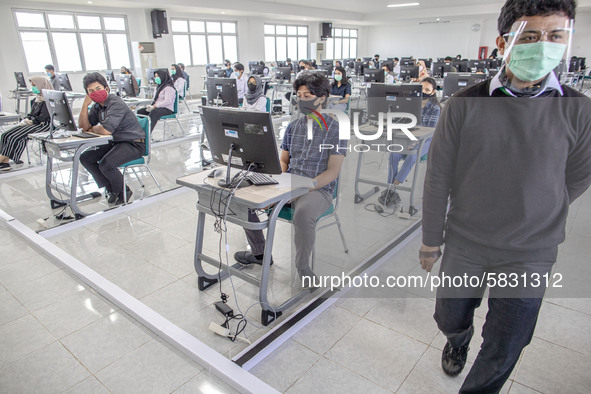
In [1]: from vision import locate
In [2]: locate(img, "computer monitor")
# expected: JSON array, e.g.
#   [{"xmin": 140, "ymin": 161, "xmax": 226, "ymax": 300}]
[
  {"xmin": 419, "ymin": 59, "xmax": 432, "ymax": 68},
  {"xmin": 205, "ymin": 77, "xmax": 239, "ymax": 107},
  {"xmin": 468, "ymin": 60, "xmax": 487, "ymax": 72},
  {"xmin": 104, "ymin": 70, "xmax": 116, "ymax": 83},
  {"xmin": 117, "ymin": 74, "xmax": 136, "ymax": 97},
  {"xmin": 321, "ymin": 60, "xmax": 333, "ymax": 67},
  {"xmin": 399, "ymin": 66, "xmax": 419, "ymax": 81},
  {"xmin": 250, "ymin": 64, "xmax": 265, "ymax": 75},
  {"xmin": 354, "ymin": 61, "xmax": 367, "ymax": 76},
  {"xmin": 146, "ymin": 68, "xmax": 156, "ymax": 84},
  {"xmin": 199, "ymin": 106, "xmax": 282, "ymax": 186},
  {"xmin": 366, "ymin": 83, "xmax": 423, "ymax": 124},
  {"xmin": 363, "ymin": 57, "xmax": 372, "ymax": 62},
  {"xmin": 343, "ymin": 58, "xmax": 355, "ymax": 69},
  {"xmin": 56, "ymin": 73, "xmax": 73, "ymax": 91},
  {"xmin": 205, "ymin": 63, "xmax": 218, "ymax": 74},
  {"xmin": 379, "ymin": 60, "xmax": 394, "ymax": 71},
  {"xmin": 248, "ymin": 61, "xmax": 260, "ymax": 72},
  {"xmin": 42, "ymin": 90, "xmax": 77, "ymax": 134},
  {"xmin": 431, "ymin": 62, "xmax": 452, "ymax": 78},
  {"xmin": 400, "ymin": 58, "xmax": 414, "ymax": 66},
  {"xmin": 274, "ymin": 67, "xmax": 292, "ymax": 81},
  {"xmin": 488, "ymin": 69, "xmax": 499, "ymax": 79},
  {"xmin": 364, "ymin": 68, "xmax": 385, "ymax": 83},
  {"xmin": 317, "ymin": 64, "xmax": 333, "ymax": 74},
  {"xmin": 442, "ymin": 72, "xmax": 488, "ymax": 98},
  {"xmin": 14, "ymin": 72, "xmax": 27, "ymax": 90},
  {"xmin": 207, "ymin": 68, "xmax": 227, "ymax": 77},
  {"xmin": 276, "ymin": 61, "xmax": 287, "ymax": 68},
  {"xmin": 569, "ymin": 57, "xmax": 582, "ymax": 72},
  {"xmin": 310, "ymin": 69, "xmax": 329, "ymax": 78},
  {"xmin": 451, "ymin": 60, "xmax": 470, "ymax": 73}
]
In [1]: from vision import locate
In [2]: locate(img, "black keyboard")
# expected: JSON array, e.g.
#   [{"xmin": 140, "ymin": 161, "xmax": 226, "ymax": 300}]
[
  {"xmin": 73, "ymin": 132, "xmax": 99, "ymax": 139},
  {"xmin": 246, "ymin": 173, "xmax": 278, "ymax": 186}
]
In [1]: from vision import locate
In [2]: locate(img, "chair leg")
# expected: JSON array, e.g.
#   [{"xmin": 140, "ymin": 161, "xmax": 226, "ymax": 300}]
[
  {"xmin": 183, "ymin": 100, "xmax": 191, "ymax": 113},
  {"xmin": 334, "ymin": 213, "xmax": 349, "ymax": 253},
  {"xmin": 122, "ymin": 168, "xmax": 128, "ymax": 203},
  {"xmin": 176, "ymin": 118, "xmax": 185, "ymax": 135},
  {"xmin": 131, "ymin": 167, "xmax": 145, "ymax": 188},
  {"xmin": 162, "ymin": 120, "xmax": 167, "ymax": 141},
  {"xmin": 25, "ymin": 138, "xmax": 31, "ymax": 165},
  {"xmin": 144, "ymin": 165, "xmax": 163, "ymax": 192}
]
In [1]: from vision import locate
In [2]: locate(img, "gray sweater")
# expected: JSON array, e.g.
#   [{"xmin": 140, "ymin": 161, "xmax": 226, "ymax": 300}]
[{"xmin": 422, "ymin": 80, "xmax": 591, "ymax": 259}]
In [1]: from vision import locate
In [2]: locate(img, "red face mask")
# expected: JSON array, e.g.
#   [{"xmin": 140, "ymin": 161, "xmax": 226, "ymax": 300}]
[{"xmin": 89, "ymin": 89, "xmax": 108, "ymax": 103}]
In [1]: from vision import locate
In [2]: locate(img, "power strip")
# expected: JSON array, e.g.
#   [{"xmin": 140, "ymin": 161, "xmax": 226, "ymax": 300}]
[{"xmin": 208, "ymin": 321, "xmax": 230, "ymax": 337}]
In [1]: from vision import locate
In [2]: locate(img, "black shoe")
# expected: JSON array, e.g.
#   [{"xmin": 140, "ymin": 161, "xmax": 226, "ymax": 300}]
[
  {"xmin": 234, "ymin": 251, "xmax": 273, "ymax": 266},
  {"xmin": 106, "ymin": 190, "xmax": 115, "ymax": 204},
  {"xmin": 0, "ymin": 163, "xmax": 12, "ymax": 172},
  {"xmin": 441, "ymin": 342, "xmax": 469, "ymax": 377},
  {"xmin": 113, "ymin": 187, "xmax": 133, "ymax": 205}
]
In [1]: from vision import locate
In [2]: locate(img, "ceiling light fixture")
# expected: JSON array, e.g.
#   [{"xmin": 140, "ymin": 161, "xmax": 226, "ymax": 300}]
[
  {"xmin": 221, "ymin": 11, "xmax": 226, "ymax": 14},
  {"xmin": 387, "ymin": 2, "xmax": 420, "ymax": 7},
  {"xmin": 87, "ymin": 1, "xmax": 92, "ymax": 3}
]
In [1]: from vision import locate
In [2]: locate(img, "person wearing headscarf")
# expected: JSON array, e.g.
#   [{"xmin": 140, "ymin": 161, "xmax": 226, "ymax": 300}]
[
  {"xmin": 137, "ymin": 68, "xmax": 176, "ymax": 131},
  {"xmin": 243, "ymin": 75, "xmax": 267, "ymax": 112},
  {"xmin": 0, "ymin": 76, "xmax": 52, "ymax": 171},
  {"xmin": 170, "ymin": 64, "xmax": 186, "ymax": 97},
  {"xmin": 120, "ymin": 66, "xmax": 140, "ymax": 96}
]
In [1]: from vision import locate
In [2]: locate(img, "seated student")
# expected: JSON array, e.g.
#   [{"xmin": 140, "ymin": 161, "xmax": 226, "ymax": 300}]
[
  {"xmin": 78, "ymin": 72, "xmax": 145, "ymax": 204},
  {"xmin": 234, "ymin": 73, "xmax": 346, "ymax": 281},
  {"xmin": 259, "ymin": 61, "xmax": 270, "ymax": 77},
  {"xmin": 0, "ymin": 76, "xmax": 52, "ymax": 172},
  {"xmin": 233, "ymin": 63, "xmax": 247, "ymax": 105},
  {"xmin": 335, "ymin": 60, "xmax": 343, "ymax": 68},
  {"xmin": 171, "ymin": 64, "xmax": 187, "ymax": 97},
  {"xmin": 413, "ymin": 60, "xmax": 430, "ymax": 82},
  {"xmin": 382, "ymin": 63, "xmax": 395, "ymax": 84},
  {"xmin": 329, "ymin": 66, "xmax": 351, "ymax": 112},
  {"xmin": 243, "ymin": 75, "xmax": 267, "ymax": 112},
  {"xmin": 178, "ymin": 63, "xmax": 190, "ymax": 90},
  {"xmin": 392, "ymin": 57, "xmax": 401, "ymax": 80},
  {"xmin": 45, "ymin": 64, "xmax": 60, "ymax": 91},
  {"xmin": 137, "ymin": 69, "xmax": 176, "ymax": 131},
  {"xmin": 223, "ymin": 59, "xmax": 233, "ymax": 78},
  {"xmin": 378, "ymin": 77, "xmax": 441, "ymax": 207},
  {"xmin": 120, "ymin": 66, "xmax": 140, "ymax": 96},
  {"xmin": 372, "ymin": 54, "xmax": 380, "ymax": 69},
  {"xmin": 444, "ymin": 56, "xmax": 458, "ymax": 72},
  {"xmin": 296, "ymin": 60, "xmax": 313, "ymax": 78}
]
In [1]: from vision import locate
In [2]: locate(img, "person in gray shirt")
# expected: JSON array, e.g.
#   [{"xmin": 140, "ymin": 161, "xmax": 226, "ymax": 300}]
[{"xmin": 79, "ymin": 72, "xmax": 145, "ymax": 205}]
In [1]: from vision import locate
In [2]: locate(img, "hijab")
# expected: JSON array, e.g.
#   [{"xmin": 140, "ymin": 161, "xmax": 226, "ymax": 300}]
[
  {"xmin": 30, "ymin": 76, "xmax": 53, "ymax": 102},
  {"xmin": 171, "ymin": 64, "xmax": 183, "ymax": 82},
  {"xmin": 245, "ymin": 75, "xmax": 264, "ymax": 105},
  {"xmin": 153, "ymin": 68, "xmax": 175, "ymax": 102}
]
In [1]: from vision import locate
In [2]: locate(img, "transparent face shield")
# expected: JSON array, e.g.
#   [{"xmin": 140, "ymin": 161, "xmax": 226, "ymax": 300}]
[{"xmin": 500, "ymin": 19, "xmax": 574, "ymax": 85}]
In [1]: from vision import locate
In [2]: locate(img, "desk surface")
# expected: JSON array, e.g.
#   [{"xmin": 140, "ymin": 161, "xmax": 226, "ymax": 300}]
[
  {"xmin": 177, "ymin": 171, "xmax": 315, "ymax": 207},
  {"xmin": 31, "ymin": 132, "xmax": 112, "ymax": 149}
]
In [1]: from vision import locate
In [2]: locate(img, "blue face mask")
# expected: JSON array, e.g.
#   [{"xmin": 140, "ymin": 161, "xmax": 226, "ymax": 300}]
[{"xmin": 46, "ymin": 72, "xmax": 52, "ymax": 77}]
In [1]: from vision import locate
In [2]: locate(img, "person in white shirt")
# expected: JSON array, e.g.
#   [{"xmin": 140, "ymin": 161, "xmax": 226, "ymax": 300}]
[
  {"xmin": 170, "ymin": 64, "xmax": 186, "ymax": 97},
  {"xmin": 383, "ymin": 64, "xmax": 395, "ymax": 84},
  {"xmin": 234, "ymin": 62, "xmax": 247, "ymax": 105},
  {"xmin": 392, "ymin": 57, "xmax": 401, "ymax": 80},
  {"xmin": 243, "ymin": 75, "xmax": 267, "ymax": 112}
]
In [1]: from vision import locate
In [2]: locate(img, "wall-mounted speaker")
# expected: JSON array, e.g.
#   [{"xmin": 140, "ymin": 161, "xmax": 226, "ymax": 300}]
[
  {"xmin": 321, "ymin": 22, "xmax": 332, "ymax": 40},
  {"xmin": 151, "ymin": 10, "xmax": 168, "ymax": 39}
]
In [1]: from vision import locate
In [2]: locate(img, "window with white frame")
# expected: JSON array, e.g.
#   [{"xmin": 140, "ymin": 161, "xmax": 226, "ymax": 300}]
[
  {"xmin": 171, "ymin": 19, "xmax": 238, "ymax": 66},
  {"xmin": 325, "ymin": 28, "xmax": 358, "ymax": 60},
  {"xmin": 14, "ymin": 10, "xmax": 132, "ymax": 73},
  {"xmin": 264, "ymin": 24, "xmax": 308, "ymax": 62}
]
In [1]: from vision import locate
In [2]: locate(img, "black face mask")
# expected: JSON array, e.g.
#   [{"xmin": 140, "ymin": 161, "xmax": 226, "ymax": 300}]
[
  {"xmin": 300, "ymin": 65, "xmax": 306, "ymax": 71},
  {"xmin": 248, "ymin": 83, "xmax": 257, "ymax": 92},
  {"xmin": 423, "ymin": 92, "xmax": 436, "ymax": 98}
]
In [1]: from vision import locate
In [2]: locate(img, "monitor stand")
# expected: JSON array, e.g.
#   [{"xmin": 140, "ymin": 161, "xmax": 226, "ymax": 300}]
[{"xmin": 217, "ymin": 144, "xmax": 250, "ymax": 189}]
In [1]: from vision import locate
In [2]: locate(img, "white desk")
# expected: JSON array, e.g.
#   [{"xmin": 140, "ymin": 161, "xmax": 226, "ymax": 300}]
[
  {"xmin": 32, "ymin": 133, "xmax": 112, "ymax": 218},
  {"xmin": 177, "ymin": 170, "xmax": 315, "ymax": 326}
]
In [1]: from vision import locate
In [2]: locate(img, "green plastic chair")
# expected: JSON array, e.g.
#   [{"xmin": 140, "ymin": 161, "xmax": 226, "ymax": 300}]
[
  {"xmin": 178, "ymin": 81, "xmax": 191, "ymax": 113},
  {"xmin": 266, "ymin": 96, "xmax": 271, "ymax": 112},
  {"xmin": 120, "ymin": 115, "xmax": 163, "ymax": 202},
  {"xmin": 160, "ymin": 90, "xmax": 185, "ymax": 141}
]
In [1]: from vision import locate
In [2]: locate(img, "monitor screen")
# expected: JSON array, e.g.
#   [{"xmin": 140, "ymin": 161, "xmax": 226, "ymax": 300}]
[
  {"xmin": 431, "ymin": 62, "xmax": 452, "ymax": 78},
  {"xmin": 117, "ymin": 74, "xmax": 136, "ymax": 97},
  {"xmin": 379, "ymin": 60, "xmax": 394, "ymax": 71},
  {"xmin": 321, "ymin": 60, "xmax": 333, "ymax": 67},
  {"xmin": 42, "ymin": 89, "xmax": 77, "ymax": 132},
  {"xmin": 56, "ymin": 73, "xmax": 73, "ymax": 91},
  {"xmin": 274, "ymin": 67, "xmax": 292, "ymax": 81},
  {"xmin": 199, "ymin": 106, "xmax": 282, "ymax": 175},
  {"xmin": 468, "ymin": 60, "xmax": 488, "ymax": 71},
  {"xmin": 206, "ymin": 77, "xmax": 239, "ymax": 107},
  {"xmin": 366, "ymin": 83, "xmax": 423, "ymax": 125},
  {"xmin": 451, "ymin": 61, "xmax": 470, "ymax": 73},
  {"xmin": 399, "ymin": 66, "xmax": 419, "ymax": 81},
  {"xmin": 318, "ymin": 64, "xmax": 333, "ymax": 74},
  {"xmin": 364, "ymin": 69, "xmax": 385, "ymax": 83},
  {"xmin": 250, "ymin": 65, "xmax": 265, "ymax": 75},
  {"xmin": 442, "ymin": 72, "xmax": 488, "ymax": 98},
  {"xmin": 354, "ymin": 61, "xmax": 368, "ymax": 76},
  {"xmin": 14, "ymin": 72, "xmax": 27, "ymax": 89},
  {"xmin": 104, "ymin": 70, "xmax": 116, "ymax": 83}
]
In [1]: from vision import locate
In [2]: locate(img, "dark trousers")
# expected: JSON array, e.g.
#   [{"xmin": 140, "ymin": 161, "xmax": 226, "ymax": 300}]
[
  {"xmin": 434, "ymin": 242, "xmax": 553, "ymax": 394},
  {"xmin": 80, "ymin": 141, "xmax": 144, "ymax": 194},
  {"xmin": 136, "ymin": 107, "xmax": 173, "ymax": 131}
]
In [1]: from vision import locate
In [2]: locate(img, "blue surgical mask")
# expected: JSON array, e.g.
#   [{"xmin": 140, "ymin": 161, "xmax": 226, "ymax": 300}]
[
  {"xmin": 507, "ymin": 42, "xmax": 567, "ymax": 82},
  {"xmin": 46, "ymin": 72, "xmax": 52, "ymax": 77}
]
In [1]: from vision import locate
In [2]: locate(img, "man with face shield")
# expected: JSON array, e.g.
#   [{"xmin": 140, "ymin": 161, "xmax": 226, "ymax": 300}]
[{"xmin": 418, "ymin": 0, "xmax": 591, "ymax": 392}]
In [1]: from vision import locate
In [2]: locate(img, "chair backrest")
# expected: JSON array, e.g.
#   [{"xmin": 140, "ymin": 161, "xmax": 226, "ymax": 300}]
[
  {"xmin": 173, "ymin": 90, "xmax": 179, "ymax": 114},
  {"xmin": 266, "ymin": 96, "xmax": 271, "ymax": 112},
  {"xmin": 136, "ymin": 115, "xmax": 151, "ymax": 158}
]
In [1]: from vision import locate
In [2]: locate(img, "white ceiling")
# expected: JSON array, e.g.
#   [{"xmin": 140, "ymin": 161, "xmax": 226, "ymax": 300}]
[{"xmin": 19, "ymin": 0, "xmax": 591, "ymax": 25}]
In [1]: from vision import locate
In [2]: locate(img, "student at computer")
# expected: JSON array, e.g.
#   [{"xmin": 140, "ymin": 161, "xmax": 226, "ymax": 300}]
[
  {"xmin": 258, "ymin": 61, "xmax": 270, "ymax": 77},
  {"xmin": 444, "ymin": 56, "xmax": 458, "ymax": 72},
  {"xmin": 296, "ymin": 60, "xmax": 313, "ymax": 78},
  {"xmin": 178, "ymin": 63, "xmax": 190, "ymax": 90},
  {"xmin": 329, "ymin": 66, "xmax": 351, "ymax": 112},
  {"xmin": 243, "ymin": 75, "xmax": 267, "ymax": 112},
  {"xmin": 137, "ymin": 68, "xmax": 176, "ymax": 131},
  {"xmin": 120, "ymin": 66, "xmax": 140, "ymax": 96},
  {"xmin": 235, "ymin": 73, "xmax": 347, "ymax": 282},
  {"xmin": 77, "ymin": 72, "xmax": 145, "ymax": 204},
  {"xmin": 171, "ymin": 64, "xmax": 187, "ymax": 97},
  {"xmin": 379, "ymin": 77, "xmax": 441, "ymax": 207},
  {"xmin": 413, "ymin": 60, "xmax": 430, "ymax": 82},
  {"xmin": 392, "ymin": 57, "xmax": 401, "ymax": 80},
  {"xmin": 233, "ymin": 63, "xmax": 247, "ymax": 105},
  {"xmin": 372, "ymin": 54, "xmax": 380, "ymax": 69},
  {"xmin": 223, "ymin": 59, "xmax": 233, "ymax": 78},
  {"xmin": 382, "ymin": 63, "xmax": 395, "ymax": 84},
  {"xmin": 335, "ymin": 60, "xmax": 342, "ymax": 68},
  {"xmin": 45, "ymin": 64, "xmax": 60, "ymax": 91},
  {"xmin": 0, "ymin": 76, "xmax": 52, "ymax": 172}
]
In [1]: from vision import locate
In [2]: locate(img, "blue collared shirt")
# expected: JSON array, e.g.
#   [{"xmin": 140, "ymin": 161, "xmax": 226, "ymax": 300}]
[{"xmin": 488, "ymin": 66, "xmax": 563, "ymax": 97}]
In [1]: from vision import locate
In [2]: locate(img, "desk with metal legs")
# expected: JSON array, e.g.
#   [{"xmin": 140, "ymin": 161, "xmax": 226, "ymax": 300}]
[
  {"xmin": 353, "ymin": 125, "xmax": 435, "ymax": 216},
  {"xmin": 177, "ymin": 171, "xmax": 315, "ymax": 326},
  {"xmin": 32, "ymin": 134, "xmax": 112, "ymax": 218}
]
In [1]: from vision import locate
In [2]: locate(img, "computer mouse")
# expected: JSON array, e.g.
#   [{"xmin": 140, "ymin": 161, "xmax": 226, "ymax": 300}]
[{"xmin": 207, "ymin": 168, "xmax": 224, "ymax": 178}]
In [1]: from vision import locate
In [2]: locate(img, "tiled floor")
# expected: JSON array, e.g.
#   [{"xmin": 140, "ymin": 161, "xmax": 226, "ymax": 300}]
[{"xmin": 1, "ymin": 100, "xmax": 591, "ymax": 392}]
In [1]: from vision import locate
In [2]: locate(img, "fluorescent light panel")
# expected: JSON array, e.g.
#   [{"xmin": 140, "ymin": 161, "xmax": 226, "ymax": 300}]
[{"xmin": 387, "ymin": 2, "xmax": 420, "ymax": 7}]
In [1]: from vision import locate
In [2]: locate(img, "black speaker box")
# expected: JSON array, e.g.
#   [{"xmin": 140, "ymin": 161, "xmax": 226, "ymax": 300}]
[
  {"xmin": 321, "ymin": 22, "xmax": 332, "ymax": 40},
  {"xmin": 151, "ymin": 10, "xmax": 168, "ymax": 38}
]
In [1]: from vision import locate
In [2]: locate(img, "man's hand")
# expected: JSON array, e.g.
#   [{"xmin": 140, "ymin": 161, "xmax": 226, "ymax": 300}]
[
  {"xmin": 83, "ymin": 95, "xmax": 93, "ymax": 107},
  {"xmin": 419, "ymin": 243, "xmax": 442, "ymax": 273},
  {"xmin": 146, "ymin": 105, "xmax": 154, "ymax": 112}
]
